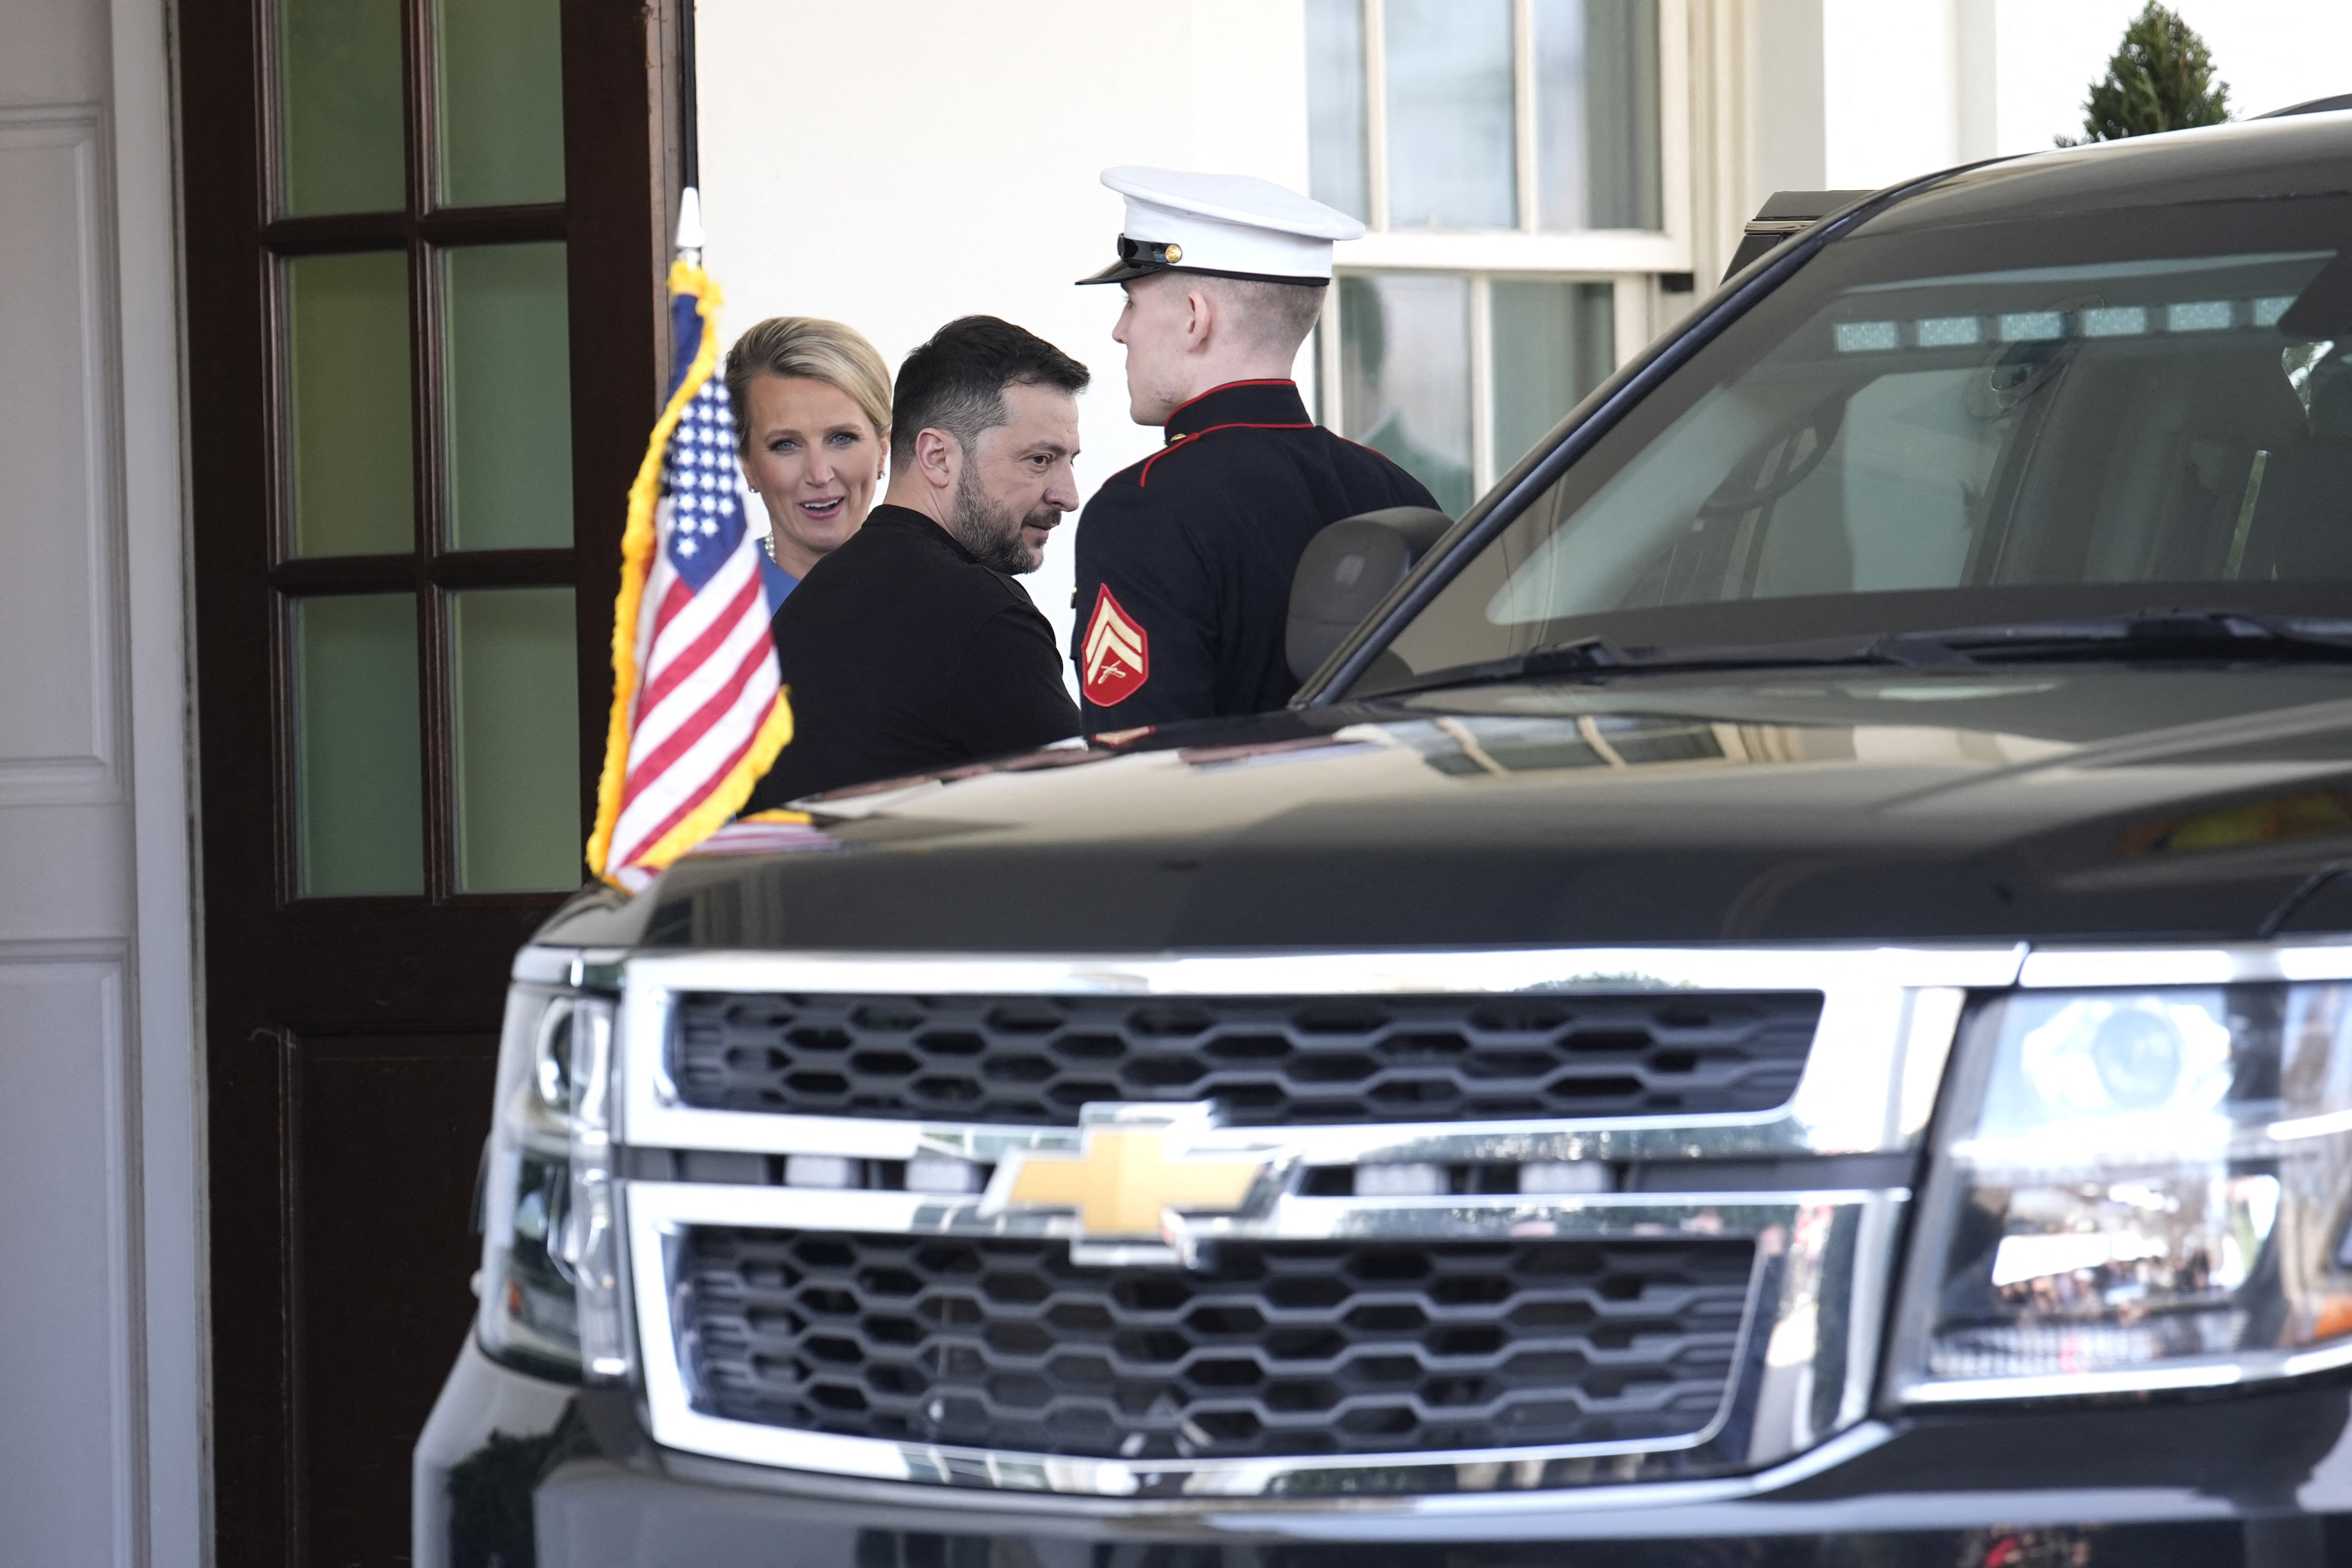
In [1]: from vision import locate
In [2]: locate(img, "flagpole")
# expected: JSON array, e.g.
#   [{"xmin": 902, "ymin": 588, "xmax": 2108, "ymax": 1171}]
[
  {"xmin": 585, "ymin": 5, "xmax": 807, "ymax": 887},
  {"xmin": 675, "ymin": 184, "xmax": 703, "ymax": 267},
  {"xmin": 585, "ymin": 173, "xmax": 796, "ymax": 889},
  {"xmin": 678, "ymin": 0, "xmax": 700, "ymax": 193},
  {"xmin": 675, "ymin": 0, "xmax": 702, "ymax": 267}
]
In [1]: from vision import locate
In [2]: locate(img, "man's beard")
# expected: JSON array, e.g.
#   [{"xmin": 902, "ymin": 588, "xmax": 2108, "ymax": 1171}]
[{"xmin": 948, "ymin": 468, "xmax": 1055, "ymax": 575}]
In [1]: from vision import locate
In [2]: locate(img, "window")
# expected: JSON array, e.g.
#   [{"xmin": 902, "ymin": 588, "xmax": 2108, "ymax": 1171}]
[
  {"xmin": 271, "ymin": 0, "xmax": 583, "ymax": 895},
  {"xmin": 1328, "ymin": 273, "xmax": 1616, "ymax": 513},
  {"xmin": 1306, "ymin": 0, "xmax": 1680, "ymax": 508},
  {"xmin": 1307, "ymin": 0, "xmax": 1662, "ymax": 235}
]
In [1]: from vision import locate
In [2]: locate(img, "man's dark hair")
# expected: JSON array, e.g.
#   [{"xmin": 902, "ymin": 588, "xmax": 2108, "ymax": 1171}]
[{"xmin": 890, "ymin": 315, "xmax": 1090, "ymax": 467}]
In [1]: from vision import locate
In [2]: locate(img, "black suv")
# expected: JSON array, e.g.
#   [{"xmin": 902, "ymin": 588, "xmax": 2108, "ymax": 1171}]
[{"xmin": 418, "ymin": 110, "xmax": 2352, "ymax": 1568}]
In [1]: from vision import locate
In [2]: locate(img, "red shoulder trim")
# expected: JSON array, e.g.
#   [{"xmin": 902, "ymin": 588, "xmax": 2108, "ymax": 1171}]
[{"xmin": 1137, "ymin": 421, "xmax": 1315, "ymax": 487}]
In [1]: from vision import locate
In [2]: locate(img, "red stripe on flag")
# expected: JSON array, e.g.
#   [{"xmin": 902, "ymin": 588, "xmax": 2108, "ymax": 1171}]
[
  {"xmin": 639, "ymin": 568, "xmax": 761, "ymax": 717},
  {"xmin": 609, "ymin": 639, "xmax": 776, "ymax": 862},
  {"xmin": 622, "ymin": 633, "xmax": 774, "ymax": 803},
  {"xmin": 611, "ymin": 698, "xmax": 771, "ymax": 867}
]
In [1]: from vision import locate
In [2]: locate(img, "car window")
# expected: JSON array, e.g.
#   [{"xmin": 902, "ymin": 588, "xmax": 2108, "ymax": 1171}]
[{"xmin": 1367, "ymin": 199, "xmax": 2352, "ymax": 692}]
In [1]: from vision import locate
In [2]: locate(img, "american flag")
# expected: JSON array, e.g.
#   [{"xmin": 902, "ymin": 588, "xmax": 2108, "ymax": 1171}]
[{"xmin": 587, "ymin": 249, "xmax": 794, "ymax": 892}]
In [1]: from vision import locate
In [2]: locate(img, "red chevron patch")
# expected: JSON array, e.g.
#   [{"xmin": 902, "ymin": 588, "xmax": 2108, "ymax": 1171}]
[{"xmin": 1081, "ymin": 584, "xmax": 1149, "ymax": 706}]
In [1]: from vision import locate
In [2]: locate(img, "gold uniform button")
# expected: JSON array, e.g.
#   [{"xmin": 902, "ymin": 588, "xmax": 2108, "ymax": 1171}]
[{"xmin": 1164, "ymin": 243, "xmax": 1182, "ymax": 263}]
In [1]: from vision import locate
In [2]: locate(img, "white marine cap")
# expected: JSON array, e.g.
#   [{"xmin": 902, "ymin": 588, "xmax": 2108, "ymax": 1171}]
[{"xmin": 1076, "ymin": 165, "xmax": 1366, "ymax": 287}]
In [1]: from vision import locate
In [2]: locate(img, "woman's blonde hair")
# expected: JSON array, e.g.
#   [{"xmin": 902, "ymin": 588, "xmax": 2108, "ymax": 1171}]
[{"xmin": 723, "ymin": 316, "xmax": 893, "ymax": 454}]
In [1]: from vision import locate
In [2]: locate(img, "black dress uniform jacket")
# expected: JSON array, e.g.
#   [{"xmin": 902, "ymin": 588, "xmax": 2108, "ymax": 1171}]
[
  {"xmin": 746, "ymin": 505, "xmax": 1079, "ymax": 808},
  {"xmin": 1070, "ymin": 380, "xmax": 1438, "ymax": 731}
]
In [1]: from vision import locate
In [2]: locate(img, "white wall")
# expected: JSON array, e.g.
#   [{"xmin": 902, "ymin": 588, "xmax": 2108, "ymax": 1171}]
[
  {"xmin": 1818, "ymin": 0, "xmax": 1963, "ymax": 188},
  {"xmin": 1745, "ymin": 0, "xmax": 1826, "ymax": 199},
  {"xmin": 697, "ymin": 0, "xmax": 1314, "ymax": 687}
]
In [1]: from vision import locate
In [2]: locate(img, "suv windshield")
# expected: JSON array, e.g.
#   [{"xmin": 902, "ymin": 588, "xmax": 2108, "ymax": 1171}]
[{"xmin": 1361, "ymin": 189, "xmax": 2352, "ymax": 696}]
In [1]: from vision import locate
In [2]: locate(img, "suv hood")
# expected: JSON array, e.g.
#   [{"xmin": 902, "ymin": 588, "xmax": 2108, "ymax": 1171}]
[{"xmin": 554, "ymin": 667, "xmax": 2352, "ymax": 953}]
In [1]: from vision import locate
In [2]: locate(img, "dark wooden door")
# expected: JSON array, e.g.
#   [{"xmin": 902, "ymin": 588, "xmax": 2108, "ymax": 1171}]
[{"xmin": 178, "ymin": 0, "xmax": 679, "ymax": 1559}]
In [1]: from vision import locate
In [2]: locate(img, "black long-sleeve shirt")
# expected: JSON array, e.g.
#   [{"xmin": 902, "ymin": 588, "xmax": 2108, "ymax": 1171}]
[{"xmin": 746, "ymin": 505, "xmax": 1079, "ymax": 807}]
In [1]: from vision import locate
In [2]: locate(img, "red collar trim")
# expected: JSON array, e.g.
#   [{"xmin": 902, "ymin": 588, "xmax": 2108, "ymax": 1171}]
[
  {"xmin": 1162, "ymin": 379, "xmax": 1300, "ymax": 440},
  {"xmin": 1139, "ymin": 420, "xmax": 1315, "ymax": 487}
]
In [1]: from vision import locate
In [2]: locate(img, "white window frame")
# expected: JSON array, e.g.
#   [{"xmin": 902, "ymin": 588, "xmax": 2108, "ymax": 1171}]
[
  {"xmin": 1340, "ymin": 0, "xmax": 1693, "ymax": 285},
  {"xmin": 1321, "ymin": 269, "xmax": 1650, "ymax": 495}
]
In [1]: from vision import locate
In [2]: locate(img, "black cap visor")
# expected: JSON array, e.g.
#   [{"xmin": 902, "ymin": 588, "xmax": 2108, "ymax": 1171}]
[
  {"xmin": 1076, "ymin": 235, "xmax": 1182, "ymax": 285},
  {"xmin": 1074, "ymin": 233, "xmax": 1331, "ymax": 288},
  {"xmin": 1075, "ymin": 254, "xmax": 1167, "ymax": 285}
]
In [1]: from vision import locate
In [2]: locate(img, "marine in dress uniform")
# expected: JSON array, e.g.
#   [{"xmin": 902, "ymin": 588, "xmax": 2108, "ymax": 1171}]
[{"xmin": 1071, "ymin": 167, "xmax": 1439, "ymax": 732}]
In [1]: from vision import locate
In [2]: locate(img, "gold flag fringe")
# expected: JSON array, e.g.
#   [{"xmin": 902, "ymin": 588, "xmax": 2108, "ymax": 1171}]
[{"xmin": 584, "ymin": 260, "xmax": 796, "ymax": 888}]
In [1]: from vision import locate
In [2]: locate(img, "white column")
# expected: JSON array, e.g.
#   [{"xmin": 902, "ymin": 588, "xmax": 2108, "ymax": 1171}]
[
  {"xmin": 1819, "ymin": 0, "xmax": 1959, "ymax": 190},
  {"xmin": 0, "ymin": 0, "xmax": 201, "ymax": 1563},
  {"xmin": 1748, "ymin": 0, "xmax": 1827, "ymax": 197}
]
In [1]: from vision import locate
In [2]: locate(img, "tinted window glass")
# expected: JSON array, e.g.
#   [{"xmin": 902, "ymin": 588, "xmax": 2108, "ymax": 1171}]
[
  {"xmin": 286, "ymin": 250, "xmax": 413, "ymax": 556},
  {"xmin": 293, "ymin": 593, "xmax": 422, "ymax": 895},
  {"xmin": 443, "ymin": 241, "xmax": 573, "ymax": 548},
  {"xmin": 435, "ymin": 0, "xmax": 565, "ymax": 206},
  {"xmin": 1371, "ymin": 198, "xmax": 2352, "ymax": 690},
  {"xmin": 279, "ymin": 0, "xmax": 404, "ymax": 215}
]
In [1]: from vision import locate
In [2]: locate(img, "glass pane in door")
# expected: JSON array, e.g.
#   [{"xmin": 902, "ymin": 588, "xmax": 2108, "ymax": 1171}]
[
  {"xmin": 293, "ymin": 593, "xmax": 424, "ymax": 895},
  {"xmin": 436, "ymin": 0, "xmax": 566, "ymax": 206},
  {"xmin": 444, "ymin": 242, "xmax": 573, "ymax": 549},
  {"xmin": 1385, "ymin": 0, "xmax": 1516, "ymax": 229},
  {"xmin": 450, "ymin": 588, "xmax": 580, "ymax": 891},
  {"xmin": 1491, "ymin": 279, "xmax": 1615, "ymax": 469},
  {"xmin": 279, "ymin": 0, "xmax": 405, "ymax": 215},
  {"xmin": 287, "ymin": 251, "xmax": 415, "ymax": 556},
  {"xmin": 1338, "ymin": 273, "xmax": 1474, "ymax": 515}
]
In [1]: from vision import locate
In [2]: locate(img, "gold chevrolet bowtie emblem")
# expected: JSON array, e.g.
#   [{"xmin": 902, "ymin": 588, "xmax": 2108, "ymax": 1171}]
[{"xmin": 1001, "ymin": 1113, "xmax": 1268, "ymax": 1239}]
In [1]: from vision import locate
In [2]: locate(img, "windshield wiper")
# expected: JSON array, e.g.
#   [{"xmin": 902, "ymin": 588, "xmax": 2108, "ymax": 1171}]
[
  {"xmin": 1872, "ymin": 612, "xmax": 2352, "ymax": 666},
  {"xmin": 1360, "ymin": 634, "xmax": 1893, "ymax": 699},
  {"xmin": 1359, "ymin": 612, "xmax": 2352, "ymax": 701}
]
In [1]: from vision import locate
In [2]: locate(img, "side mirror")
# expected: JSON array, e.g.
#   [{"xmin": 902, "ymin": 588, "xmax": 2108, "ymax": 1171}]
[{"xmin": 1286, "ymin": 506, "xmax": 1453, "ymax": 683}]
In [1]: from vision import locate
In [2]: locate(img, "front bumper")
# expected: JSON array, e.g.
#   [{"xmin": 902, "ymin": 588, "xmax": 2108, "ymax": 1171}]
[{"xmin": 420, "ymin": 1339, "xmax": 2352, "ymax": 1568}]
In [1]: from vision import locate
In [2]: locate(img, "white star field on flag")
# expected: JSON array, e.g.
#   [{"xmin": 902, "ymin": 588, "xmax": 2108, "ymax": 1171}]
[{"xmin": 662, "ymin": 377, "xmax": 744, "ymax": 575}]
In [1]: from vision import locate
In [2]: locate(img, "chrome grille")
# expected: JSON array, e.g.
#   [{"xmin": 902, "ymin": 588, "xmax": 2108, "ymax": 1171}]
[
  {"xmin": 611, "ymin": 945, "xmax": 2021, "ymax": 1497},
  {"xmin": 677, "ymin": 1228, "xmax": 1754, "ymax": 1460},
  {"xmin": 670, "ymin": 990, "xmax": 1823, "ymax": 1125}
]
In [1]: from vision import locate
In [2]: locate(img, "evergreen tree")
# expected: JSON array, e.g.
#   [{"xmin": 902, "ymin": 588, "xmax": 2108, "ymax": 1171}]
[{"xmin": 2059, "ymin": 3, "xmax": 2231, "ymax": 145}]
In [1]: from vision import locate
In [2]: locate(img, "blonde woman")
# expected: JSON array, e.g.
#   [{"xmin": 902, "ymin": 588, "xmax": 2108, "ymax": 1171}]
[{"xmin": 724, "ymin": 316, "xmax": 893, "ymax": 605}]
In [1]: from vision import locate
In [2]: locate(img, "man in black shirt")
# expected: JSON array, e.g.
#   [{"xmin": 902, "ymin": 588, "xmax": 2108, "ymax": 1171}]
[{"xmin": 746, "ymin": 316, "xmax": 1087, "ymax": 807}]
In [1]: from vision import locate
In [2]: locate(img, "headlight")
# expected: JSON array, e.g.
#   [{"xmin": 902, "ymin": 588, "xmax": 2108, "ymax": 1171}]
[
  {"xmin": 1891, "ymin": 984, "xmax": 2352, "ymax": 1401},
  {"xmin": 476, "ymin": 978, "xmax": 624, "ymax": 1381}
]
